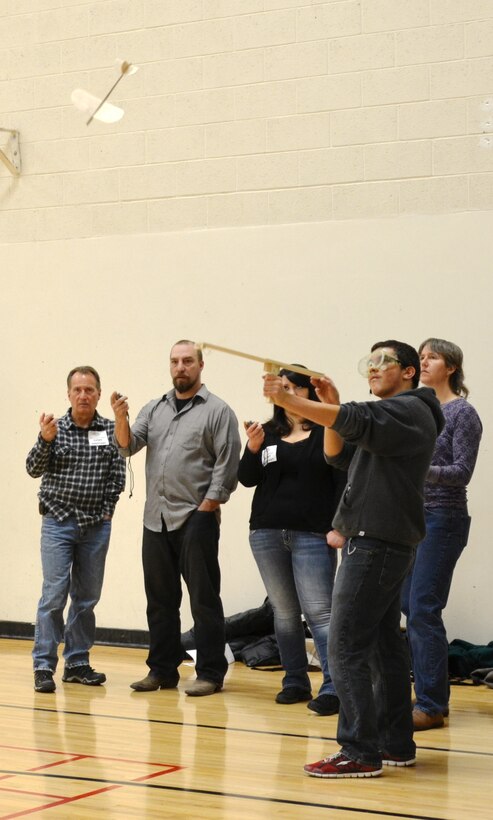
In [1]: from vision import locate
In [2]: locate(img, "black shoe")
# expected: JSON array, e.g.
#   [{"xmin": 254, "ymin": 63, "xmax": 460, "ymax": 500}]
[
  {"xmin": 34, "ymin": 669, "xmax": 56, "ymax": 693},
  {"xmin": 62, "ymin": 664, "xmax": 106, "ymax": 686},
  {"xmin": 307, "ymin": 694, "xmax": 340, "ymax": 716},
  {"xmin": 130, "ymin": 672, "xmax": 179, "ymax": 691},
  {"xmin": 275, "ymin": 686, "xmax": 312, "ymax": 704}
]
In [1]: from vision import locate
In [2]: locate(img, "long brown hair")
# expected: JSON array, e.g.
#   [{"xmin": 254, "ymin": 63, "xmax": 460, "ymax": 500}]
[{"xmin": 419, "ymin": 338, "xmax": 469, "ymax": 398}]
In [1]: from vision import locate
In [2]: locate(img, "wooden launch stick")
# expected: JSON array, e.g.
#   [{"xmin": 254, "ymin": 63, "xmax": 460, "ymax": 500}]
[{"xmin": 195, "ymin": 342, "xmax": 324, "ymax": 379}]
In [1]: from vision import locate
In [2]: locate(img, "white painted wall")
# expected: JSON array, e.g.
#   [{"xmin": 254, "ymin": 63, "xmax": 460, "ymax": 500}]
[
  {"xmin": 2, "ymin": 212, "xmax": 492, "ymax": 642},
  {"xmin": 1, "ymin": 2, "xmax": 492, "ymax": 644}
]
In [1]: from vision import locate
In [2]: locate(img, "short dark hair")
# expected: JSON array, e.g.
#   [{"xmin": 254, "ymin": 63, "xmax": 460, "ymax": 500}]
[
  {"xmin": 371, "ymin": 340, "xmax": 420, "ymax": 389},
  {"xmin": 264, "ymin": 365, "xmax": 319, "ymax": 436},
  {"xmin": 171, "ymin": 339, "xmax": 203, "ymax": 363},
  {"xmin": 67, "ymin": 366, "xmax": 101, "ymax": 390},
  {"xmin": 419, "ymin": 337, "xmax": 469, "ymax": 398}
]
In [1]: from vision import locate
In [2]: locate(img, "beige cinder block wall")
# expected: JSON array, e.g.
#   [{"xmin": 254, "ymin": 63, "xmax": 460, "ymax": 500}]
[{"xmin": 1, "ymin": 1, "xmax": 492, "ymax": 643}]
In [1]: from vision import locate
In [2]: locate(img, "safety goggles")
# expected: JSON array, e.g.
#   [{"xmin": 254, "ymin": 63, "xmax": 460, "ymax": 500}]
[{"xmin": 357, "ymin": 351, "xmax": 401, "ymax": 378}]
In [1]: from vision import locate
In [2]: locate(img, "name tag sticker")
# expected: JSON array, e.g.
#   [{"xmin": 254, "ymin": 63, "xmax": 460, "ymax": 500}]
[
  {"xmin": 88, "ymin": 430, "xmax": 109, "ymax": 447},
  {"xmin": 262, "ymin": 445, "xmax": 277, "ymax": 466}
]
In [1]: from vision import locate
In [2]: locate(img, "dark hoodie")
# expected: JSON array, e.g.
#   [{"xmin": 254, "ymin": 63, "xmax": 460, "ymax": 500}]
[{"xmin": 327, "ymin": 387, "xmax": 444, "ymax": 547}]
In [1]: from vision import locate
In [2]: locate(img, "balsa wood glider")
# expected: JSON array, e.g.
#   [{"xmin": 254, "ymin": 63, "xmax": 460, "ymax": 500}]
[{"xmin": 71, "ymin": 60, "xmax": 138, "ymax": 126}]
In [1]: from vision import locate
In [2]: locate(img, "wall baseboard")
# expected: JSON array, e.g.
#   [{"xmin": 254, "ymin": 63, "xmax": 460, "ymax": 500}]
[{"xmin": 0, "ymin": 621, "xmax": 149, "ymax": 648}]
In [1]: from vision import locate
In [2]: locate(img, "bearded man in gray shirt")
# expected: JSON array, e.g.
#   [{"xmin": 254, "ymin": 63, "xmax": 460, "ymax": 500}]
[{"xmin": 112, "ymin": 340, "xmax": 241, "ymax": 696}]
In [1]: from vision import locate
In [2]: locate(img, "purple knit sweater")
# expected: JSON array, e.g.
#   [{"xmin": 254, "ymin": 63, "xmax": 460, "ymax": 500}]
[{"xmin": 425, "ymin": 398, "xmax": 482, "ymax": 509}]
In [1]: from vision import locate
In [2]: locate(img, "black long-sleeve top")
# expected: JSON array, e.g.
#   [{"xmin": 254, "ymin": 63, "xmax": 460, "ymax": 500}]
[
  {"xmin": 328, "ymin": 387, "xmax": 444, "ymax": 547},
  {"xmin": 238, "ymin": 426, "xmax": 345, "ymax": 533}
]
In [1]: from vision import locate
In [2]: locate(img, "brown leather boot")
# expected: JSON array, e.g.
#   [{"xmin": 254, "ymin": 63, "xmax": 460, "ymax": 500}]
[
  {"xmin": 412, "ymin": 707, "xmax": 445, "ymax": 731},
  {"xmin": 412, "ymin": 698, "xmax": 449, "ymax": 717},
  {"xmin": 185, "ymin": 678, "xmax": 222, "ymax": 696}
]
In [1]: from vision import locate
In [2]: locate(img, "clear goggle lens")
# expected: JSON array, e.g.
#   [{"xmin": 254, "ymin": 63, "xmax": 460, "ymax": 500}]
[{"xmin": 358, "ymin": 351, "xmax": 401, "ymax": 377}]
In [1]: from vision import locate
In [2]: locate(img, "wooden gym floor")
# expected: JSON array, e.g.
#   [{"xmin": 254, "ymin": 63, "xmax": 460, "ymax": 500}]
[{"xmin": 0, "ymin": 638, "xmax": 492, "ymax": 819}]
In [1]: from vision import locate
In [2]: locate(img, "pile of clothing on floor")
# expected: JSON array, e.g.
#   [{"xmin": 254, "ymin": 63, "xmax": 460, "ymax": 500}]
[
  {"xmin": 183, "ymin": 612, "xmax": 493, "ymax": 687},
  {"xmin": 181, "ymin": 598, "xmax": 316, "ymax": 670},
  {"xmin": 448, "ymin": 638, "xmax": 493, "ymax": 688},
  {"xmin": 181, "ymin": 598, "xmax": 280, "ymax": 668}
]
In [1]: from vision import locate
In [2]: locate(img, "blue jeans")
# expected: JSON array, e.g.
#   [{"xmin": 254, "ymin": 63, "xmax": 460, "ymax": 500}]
[
  {"xmin": 249, "ymin": 529, "xmax": 337, "ymax": 696},
  {"xmin": 142, "ymin": 510, "xmax": 227, "ymax": 685},
  {"xmin": 328, "ymin": 537, "xmax": 416, "ymax": 766},
  {"xmin": 401, "ymin": 508, "xmax": 471, "ymax": 716},
  {"xmin": 33, "ymin": 515, "xmax": 111, "ymax": 671}
]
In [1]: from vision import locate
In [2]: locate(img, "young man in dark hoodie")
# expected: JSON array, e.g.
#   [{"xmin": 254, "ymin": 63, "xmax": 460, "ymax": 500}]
[{"xmin": 263, "ymin": 340, "xmax": 444, "ymax": 779}]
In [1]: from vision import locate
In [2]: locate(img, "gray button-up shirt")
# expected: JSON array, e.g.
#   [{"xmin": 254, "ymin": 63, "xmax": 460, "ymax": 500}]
[{"xmin": 118, "ymin": 384, "xmax": 241, "ymax": 532}]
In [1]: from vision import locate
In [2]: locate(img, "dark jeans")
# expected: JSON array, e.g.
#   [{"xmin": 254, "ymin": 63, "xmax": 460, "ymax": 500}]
[
  {"xmin": 401, "ymin": 508, "xmax": 471, "ymax": 716},
  {"xmin": 142, "ymin": 510, "xmax": 227, "ymax": 685},
  {"xmin": 328, "ymin": 536, "xmax": 416, "ymax": 767}
]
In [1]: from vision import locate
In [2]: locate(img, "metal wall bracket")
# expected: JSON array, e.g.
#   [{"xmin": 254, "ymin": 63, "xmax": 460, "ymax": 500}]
[{"xmin": 0, "ymin": 128, "xmax": 21, "ymax": 176}]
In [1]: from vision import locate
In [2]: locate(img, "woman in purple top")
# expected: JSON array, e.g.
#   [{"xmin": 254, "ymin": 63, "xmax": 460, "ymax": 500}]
[{"xmin": 401, "ymin": 338, "xmax": 482, "ymax": 730}]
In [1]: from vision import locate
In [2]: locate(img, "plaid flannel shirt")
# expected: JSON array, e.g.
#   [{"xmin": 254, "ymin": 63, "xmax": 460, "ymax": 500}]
[{"xmin": 26, "ymin": 409, "xmax": 126, "ymax": 527}]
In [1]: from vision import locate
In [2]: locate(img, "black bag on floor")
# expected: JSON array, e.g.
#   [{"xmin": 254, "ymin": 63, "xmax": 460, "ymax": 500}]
[
  {"xmin": 181, "ymin": 598, "xmax": 275, "ymax": 661},
  {"xmin": 239, "ymin": 634, "xmax": 282, "ymax": 670}
]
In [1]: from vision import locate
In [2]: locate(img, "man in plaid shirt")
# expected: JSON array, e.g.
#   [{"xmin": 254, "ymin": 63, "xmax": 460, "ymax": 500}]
[{"xmin": 26, "ymin": 366, "xmax": 126, "ymax": 693}]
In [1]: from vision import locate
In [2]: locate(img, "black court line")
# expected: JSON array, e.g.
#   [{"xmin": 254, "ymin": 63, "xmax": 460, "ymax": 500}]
[
  {"xmin": 1, "ymin": 702, "xmax": 492, "ymax": 759},
  {"xmin": 0, "ymin": 768, "xmax": 456, "ymax": 820}
]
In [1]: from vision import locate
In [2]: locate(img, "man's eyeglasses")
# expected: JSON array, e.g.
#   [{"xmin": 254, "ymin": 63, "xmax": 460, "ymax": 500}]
[{"xmin": 358, "ymin": 351, "xmax": 401, "ymax": 378}]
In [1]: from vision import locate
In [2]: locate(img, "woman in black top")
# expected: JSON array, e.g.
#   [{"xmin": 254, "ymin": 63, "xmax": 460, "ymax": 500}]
[{"xmin": 238, "ymin": 368, "xmax": 344, "ymax": 716}]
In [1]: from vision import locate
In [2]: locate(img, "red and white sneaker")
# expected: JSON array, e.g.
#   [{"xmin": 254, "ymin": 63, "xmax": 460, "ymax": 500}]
[{"xmin": 304, "ymin": 751, "xmax": 383, "ymax": 778}]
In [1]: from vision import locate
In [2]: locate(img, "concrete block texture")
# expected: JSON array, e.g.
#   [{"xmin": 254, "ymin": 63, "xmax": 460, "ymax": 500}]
[
  {"xmin": 399, "ymin": 175, "xmax": 469, "ymax": 214},
  {"xmin": 332, "ymin": 180, "xmax": 399, "ymax": 218},
  {"xmin": 362, "ymin": 0, "xmax": 430, "ymax": 33},
  {"xmin": 365, "ymin": 140, "xmax": 432, "ymax": 181},
  {"xmin": 431, "ymin": 0, "xmax": 493, "ymax": 25},
  {"xmin": 331, "ymin": 106, "xmax": 398, "ymax": 147},
  {"xmin": 395, "ymin": 24, "xmax": 464, "ymax": 67},
  {"xmin": 1, "ymin": 0, "xmax": 493, "ymax": 239},
  {"xmin": 296, "ymin": 2, "xmax": 361, "ymax": 42},
  {"xmin": 207, "ymin": 191, "xmax": 269, "ymax": 228}
]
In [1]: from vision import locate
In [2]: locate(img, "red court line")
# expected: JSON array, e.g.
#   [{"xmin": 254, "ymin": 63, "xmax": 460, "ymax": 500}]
[
  {"xmin": 0, "ymin": 753, "xmax": 86, "ymax": 785},
  {"xmin": 0, "ymin": 744, "xmax": 184, "ymax": 819},
  {"xmin": 0, "ymin": 788, "xmax": 61, "ymax": 799},
  {"xmin": 129, "ymin": 765, "xmax": 182, "ymax": 781},
  {"xmin": 28, "ymin": 756, "xmax": 87, "ymax": 773},
  {"xmin": 0, "ymin": 743, "xmax": 183, "ymax": 779},
  {"xmin": 2, "ymin": 785, "xmax": 121, "ymax": 820},
  {"xmin": 25, "ymin": 757, "xmax": 181, "ymax": 780}
]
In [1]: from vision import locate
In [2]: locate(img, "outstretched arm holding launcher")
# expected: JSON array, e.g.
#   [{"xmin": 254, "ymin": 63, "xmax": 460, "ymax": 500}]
[
  {"xmin": 196, "ymin": 340, "xmax": 341, "ymax": 427},
  {"xmin": 196, "ymin": 340, "xmax": 345, "ymax": 501},
  {"xmin": 196, "ymin": 339, "xmax": 342, "ymax": 437}
]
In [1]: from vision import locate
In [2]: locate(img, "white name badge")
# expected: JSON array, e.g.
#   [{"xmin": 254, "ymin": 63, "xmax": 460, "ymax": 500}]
[
  {"xmin": 262, "ymin": 445, "xmax": 277, "ymax": 466},
  {"xmin": 88, "ymin": 430, "xmax": 109, "ymax": 447}
]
